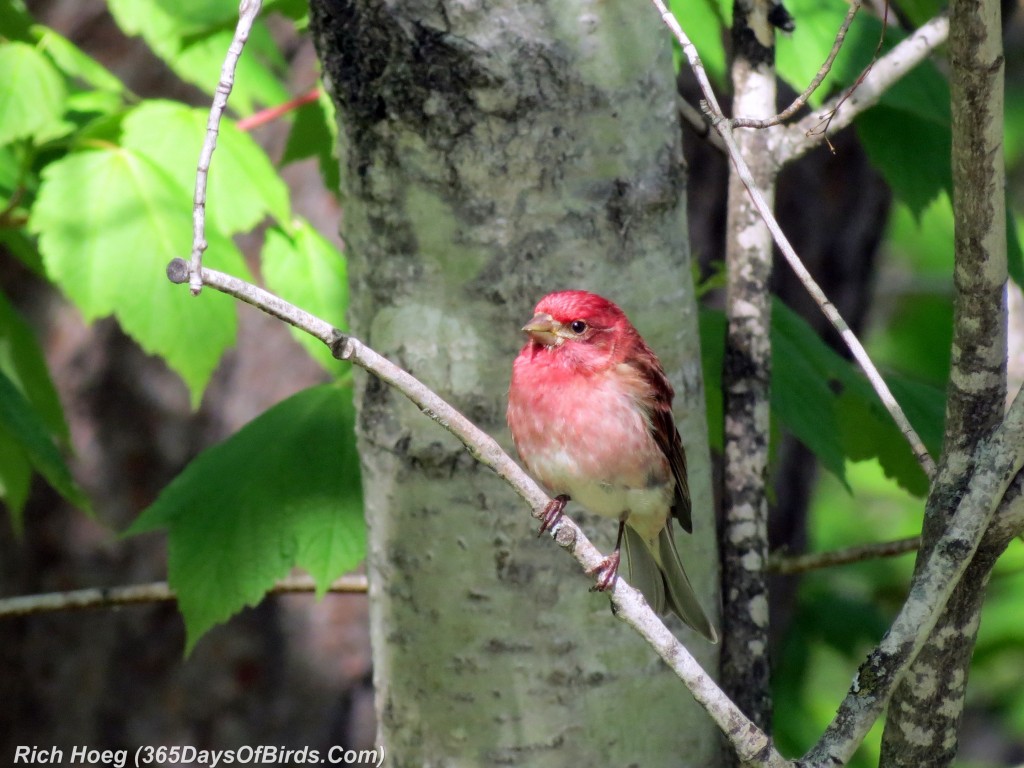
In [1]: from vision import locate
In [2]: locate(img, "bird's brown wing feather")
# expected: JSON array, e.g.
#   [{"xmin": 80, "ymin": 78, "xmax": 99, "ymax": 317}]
[{"xmin": 631, "ymin": 343, "xmax": 692, "ymax": 534}]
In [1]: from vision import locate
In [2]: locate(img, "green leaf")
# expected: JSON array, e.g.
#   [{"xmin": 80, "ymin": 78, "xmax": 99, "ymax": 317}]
[
  {"xmin": 107, "ymin": 0, "xmax": 290, "ymax": 115},
  {"xmin": 835, "ymin": 381, "xmax": 931, "ymax": 497},
  {"xmin": 122, "ymin": 100, "xmax": 290, "ymax": 234},
  {"xmin": 261, "ymin": 221, "xmax": 348, "ymax": 373},
  {"xmin": 856, "ymin": 105, "xmax": 952, "ymax": 218},
  {"xmin": 771, "ymin": 303, "xmax": 848, "ymax": 486},
  {"xmin": 0, "ymin": 291, "xmax": 68, "ymax": 440},
  {"xmin": 33, "ymin": 26, "xmax": 127, "ymax": 94},
  {"xmin": 775, "ymin": 0, "xmax": 853, "ymax": 104},
  {"xmin": 174, "ymin": 25, "xmax": 289, "ymax": 114},
  {"xmin": 29, "ymin": 146, "xmax": 248, "ymax": 404},
  {"xmin": 152, "ymin": 0, "xmax": 240, "ymax": 37},
  {"xmin": 672, "ymin": 0, "xmax": 726, "ymax": 85},
  {"xmin": 0, "ymin": 0, "xmax": 33, "ymax": 42},
  {"xmin": 0, "ymin": 143, "xmax": 21, "ymax": 197},
  {"xmin": 0, "ymin": 229, "xmax": 44, "ymax": 276},
  {"xmin": 0, "ymin": 41, "xmax": 68, "ymax": 146},
  {"xmin": 281, "ymin": 95, "xmax": 340, "ymax": 195},
  {"xmin": 700, "ymin": 302, "xmax": 943, "ymax": 496},
  {"xmin": 0, "ymin": 423, "xmax": 32, "ymax": 529},
  {"xmin": 126, "ymin": 384, "xmax": 365, "ymax": 652},
  {"xmin": 0, "ymin": 368, "xmax": 88, "ymax": 524},
  {"xmin": 698, "ymin": 307, "xmax": 724, "ymax": 452}
]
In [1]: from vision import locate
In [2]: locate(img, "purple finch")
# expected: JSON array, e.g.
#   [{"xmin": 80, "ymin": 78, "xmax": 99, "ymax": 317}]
[{"xmin": 507, "ymin": 290, "xmax": 717, "ymax": 642}]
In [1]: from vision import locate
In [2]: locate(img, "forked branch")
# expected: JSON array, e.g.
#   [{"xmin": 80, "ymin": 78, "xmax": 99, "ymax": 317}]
[{"xmin": 652, "ymin": 0, "xmax": 937, "ymax": 479}]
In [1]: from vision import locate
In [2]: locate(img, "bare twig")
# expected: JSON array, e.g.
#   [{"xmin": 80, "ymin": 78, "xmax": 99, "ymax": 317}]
[
  {"xmin": 779, "ymin": 14, "xmax": 950, "ymax": 163},
  {"xmin": 807, "ymin": 0, "xmax": 890, "ymax": 150},
  {"xmin": 653, "ymin": 0, "xmax": 938, "ymax": 479},
  {"xmin": 678, "ymin": 94, "xmax": 727, "ymax": 152},
  {"xmin": 167, "ymin": 260, "xmax": 789, "ymax": 768},
  {"xmin": 768, "ymin": 536, "xmax": 920, "ymax": 575},
  {"xmin": 0, "ymin": 575, "xmax": 368, "ymax": 619},
  {"xmin": 189, "ymin": 0, "xmax": 263, "ymax": 296},
  {"xmin": 732, "ymin": 0, "xmax": 863, "ymax": 130}
]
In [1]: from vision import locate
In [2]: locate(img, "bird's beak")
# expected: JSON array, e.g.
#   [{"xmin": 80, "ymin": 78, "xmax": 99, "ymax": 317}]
[{"xmin": 522, "ymin": 313, "xmax": 560, "ymax": 346}]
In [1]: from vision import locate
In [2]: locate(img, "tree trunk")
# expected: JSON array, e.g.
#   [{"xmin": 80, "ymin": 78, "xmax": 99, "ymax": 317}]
[
  {"xmin": 309, "ymin": 2, "xmax": 720, "ymax": 765},
  {"xmin": 719, "ymin": 0, "xmax": 778, "ymax": 733},
  {"xmin": 879, "ymin": 0, "xmax": 1008, "ymax": 760}
]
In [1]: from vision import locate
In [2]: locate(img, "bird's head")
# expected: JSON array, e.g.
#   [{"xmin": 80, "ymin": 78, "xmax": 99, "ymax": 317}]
[{"xmin": 520, "ymin": 290, "xmax": 637, "ymax": 370}]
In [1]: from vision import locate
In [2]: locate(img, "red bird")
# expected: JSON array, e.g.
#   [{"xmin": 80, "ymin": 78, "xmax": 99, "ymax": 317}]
[{"xmin": 507, "ymin": 290, "xmax": 717, "ymax": 642}]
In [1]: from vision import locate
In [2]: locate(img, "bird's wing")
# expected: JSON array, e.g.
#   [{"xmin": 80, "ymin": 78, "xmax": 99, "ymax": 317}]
[
  {"xmin": 631, "ymin": 348, "xmax": 693, "ymax": 534},
  {"xmin": 654, "ymin": 405, "xmax": 692, "ymax": 534}
]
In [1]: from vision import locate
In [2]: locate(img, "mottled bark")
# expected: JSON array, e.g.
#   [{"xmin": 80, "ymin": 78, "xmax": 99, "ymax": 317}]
[
  {"xmin": 719, "ymin": 0, "xmax": 778, "ymax": 737},
  {"xmin": 879, "ymin": 0, "xmax": 1008, "ymax": 760},
  {"xmin": 308, "ymin": 2, "xmax": 719, "ymax": 765}
]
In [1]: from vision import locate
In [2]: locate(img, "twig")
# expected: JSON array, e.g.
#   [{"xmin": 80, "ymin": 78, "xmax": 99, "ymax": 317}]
[
  {"xmin": 167, "ymin": 260, "xmax": 789, "ymax": 768},
  {"xmin": 652, "ymin": 0, "xmax": 938, "ymax": 479},
  {"xmin": 807, "ymin": 0, "xmax": 890, "ymax": 151},
  {"xmin": 731, "ymin": 0, "xmax": 863, "ymax": 130},
  {"xmin": 189, "ymin": 0, "xmax": 263, "ymax": 296},
  {"xmin": 678, "ymin": 94, "xmax": 727, "ymax": 152},
  {"xmin": 767, "ymin": 537, "xmax": 920, "ymax": 575},
  {"xmin": 800, "ymin": 384, "xmax": 1024, "ymax": 766},
  {"xmin": 0, "ymin": 575, "xmax": 368, "ymax": 619},
  {"xmin": 236, "ymin": 87, "xmax": 320, "ymax": 132},
  {"xmin": 779, "ymin": 14, "xmax": 949, "ymax": 163}
]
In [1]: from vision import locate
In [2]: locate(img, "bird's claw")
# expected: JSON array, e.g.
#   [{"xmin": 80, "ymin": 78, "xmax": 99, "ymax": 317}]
[
  {"xmin": 537, "ymin": 494, "xmax": 569, "ymax": 537},
  {"xmin": 587, "ymin": 550, "xmax": 621, "ymax": 593}
]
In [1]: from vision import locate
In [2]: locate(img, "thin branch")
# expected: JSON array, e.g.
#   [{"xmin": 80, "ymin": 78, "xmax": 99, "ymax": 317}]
[
  {"xmin": 800, "ymin": 384, "xmax": 1024, "ymax": 766},
  {"xmin": 0, "ymin": 575, "xmax": 368, "ymax": 619},
  {"xmin": 779, "ymin": 14, "xmax": 950, "ymax": 163},
  {"xmin": 189, "ymin": 0, "xmax": 263, "ymax": 296},
  {"xmin": 809, "ymin": 0, "xmax": 890, "ymax": 151},
  {"xmin": 167, "ymin": 261, "xmax": 789, "ymax": 768},
  {"xmin": 731, "ymin": 0, "xmax": 863, "ymax": 130},
  {"xmin": 236, "ymin": 87, "xmax": 320, "ymax": 132},
  {"xmin": 652, "ymin": 0, "xmax": 938, "ymax": 479},
  {"xmin": 767, "ymin": 537, "xmax": 920, "ymax": 575},
  {"xmin": 678, "ymin": 94, "xmax": 727, "ymax": 153}
]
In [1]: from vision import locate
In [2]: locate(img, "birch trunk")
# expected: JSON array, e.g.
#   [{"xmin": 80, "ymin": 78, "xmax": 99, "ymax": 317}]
[
  {"xmin": 720, "ymin": 0, "xmax": 779, "ymax": 735},
  {"xmin": 308, "ymin": 2, "xmax": 720, "ymax": 765}
]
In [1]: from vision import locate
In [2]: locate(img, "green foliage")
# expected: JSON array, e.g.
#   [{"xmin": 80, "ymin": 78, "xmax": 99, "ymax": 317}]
[
  {"xmin": 2, "ymin": 0, "xmax": 357, "ymax": 646},
  {"xmin": 0, "ymin": 367, "xmax": 88, "ymax": 530},
  {"xmin": 281, "ymin": 92, "xmax": 340, "ymax": 196},
  {"xmin": 29, "ymin": 145, "xmax": 248, "ymax": 403},
  {"xmin": 126, "ymin": 384, "xmax": 365, "ymax": 652},
  {"xmin": 699, "ymin": 300, "xmax": 944, "ymax": 496},
  {"xmin": 106, "ymin": 0, "xmax": 289, "ymax": 115},
  {"xmin": 0, "ymin": 40, "xmax": 68, "ymax": 145},
  {"xmin": 671, "ymin": 0, "xmax": 727, "ymax": 85},
  {"xmin": 262, "ymin": 221, "xmax": 348, "ymax": 374},
  {"xmin": 123, "ymin": 101, "xmax": 291, "ymax": 235}
]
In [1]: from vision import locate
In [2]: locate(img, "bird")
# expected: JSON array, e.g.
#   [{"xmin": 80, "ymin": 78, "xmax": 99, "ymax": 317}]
[{"xmin": 506, "ymin": 289, "xmax": 717, "ymax": 642}]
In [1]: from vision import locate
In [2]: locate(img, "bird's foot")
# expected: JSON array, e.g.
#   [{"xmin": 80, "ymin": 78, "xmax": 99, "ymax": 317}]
[
  {"xmin": 537, "ymin": 494, "xmax": 569, "ymax": 536},
  {"xmin": 588, "ymin": 550, "xmax": 621, "ymax": 593}
]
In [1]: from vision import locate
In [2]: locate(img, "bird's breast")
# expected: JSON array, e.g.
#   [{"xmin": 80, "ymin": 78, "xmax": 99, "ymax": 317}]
[{"xmin": 508, "ymin": 358, "xmax": 672, "ymax": 522}]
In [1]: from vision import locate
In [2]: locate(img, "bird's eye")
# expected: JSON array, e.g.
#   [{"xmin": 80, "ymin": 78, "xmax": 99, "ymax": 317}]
[{"xmin": 569, "ymin": 320, "xmax": 588, "ymax": 334}]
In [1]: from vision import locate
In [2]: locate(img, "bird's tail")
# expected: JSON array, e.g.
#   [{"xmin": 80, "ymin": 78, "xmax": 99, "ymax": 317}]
[{"xmin": 622, "ymin": 523, "xmax": 718, "ymax": 643}]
